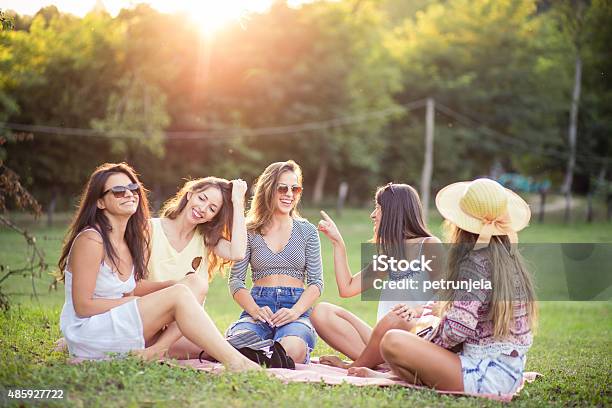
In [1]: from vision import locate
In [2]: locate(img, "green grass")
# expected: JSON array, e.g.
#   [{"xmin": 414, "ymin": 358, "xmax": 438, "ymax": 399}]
[{"xmin": 1, "ymin": 209, "xmax": 611, "ymax": 407}]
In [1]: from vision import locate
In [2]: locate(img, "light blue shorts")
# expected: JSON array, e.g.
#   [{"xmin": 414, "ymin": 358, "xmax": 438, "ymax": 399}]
[
  {"xmin": 460, "ymin": 352, "xmax": 526, "ymax": 395},
  {"xmin": 226, "ymin": 286, "xmax": 317, "ymax": 363}
]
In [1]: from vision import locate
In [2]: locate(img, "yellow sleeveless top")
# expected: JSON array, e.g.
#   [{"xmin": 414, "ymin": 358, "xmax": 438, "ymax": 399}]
[{"xmin": 147, "ymin": 218, "xmax": 208, "ymax": 282}]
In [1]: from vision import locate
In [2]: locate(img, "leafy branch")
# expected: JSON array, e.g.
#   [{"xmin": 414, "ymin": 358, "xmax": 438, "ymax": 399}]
[
  {"xmin": 0, "ymin": 8, "xmax": 14, "ymax": 31},
  {"xmin": 0, "ymin": 163, "xmax": 49, "ymax": 311}
]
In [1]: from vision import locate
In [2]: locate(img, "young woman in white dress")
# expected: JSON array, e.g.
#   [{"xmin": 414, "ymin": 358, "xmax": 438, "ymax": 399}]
[{"xmin": 58, "ymin": 162, "xmax": 258, "ymax": 371}]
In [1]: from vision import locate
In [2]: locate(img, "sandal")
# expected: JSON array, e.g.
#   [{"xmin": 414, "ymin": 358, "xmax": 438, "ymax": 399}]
[{"xmin": 270, "ymin": 341, "xmax": 295, "ymax": 370}]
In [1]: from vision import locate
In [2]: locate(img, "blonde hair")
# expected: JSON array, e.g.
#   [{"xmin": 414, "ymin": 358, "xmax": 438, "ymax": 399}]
[
  {"xmin": 160, "ymin": 177, "xmax": 233, "ymax": 280},
  {"xmin": 441, "ymin": 221, "xmax": 538, "ymax": 338},
  {"xmin": 247, "ymin": 160, "xmax": 303, "ymax": 234}
]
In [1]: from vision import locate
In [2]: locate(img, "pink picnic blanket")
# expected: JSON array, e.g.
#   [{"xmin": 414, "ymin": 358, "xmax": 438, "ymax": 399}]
[{"xmin": 168, "ymin": 357, "xmax": 540, "ymax": 402}]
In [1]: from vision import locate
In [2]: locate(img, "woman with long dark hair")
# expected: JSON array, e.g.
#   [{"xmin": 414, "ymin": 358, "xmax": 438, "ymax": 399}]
[
  {"xmin": 58, "ymin": 162, "xmax": 258, "ymax": 370},
  {"xmin": 311, "ymin": 183, "xmax": 441, "ymax": 369},
  {"xmin": 349, "ymin": 179, "xmax": 537, "ymax": 396}
]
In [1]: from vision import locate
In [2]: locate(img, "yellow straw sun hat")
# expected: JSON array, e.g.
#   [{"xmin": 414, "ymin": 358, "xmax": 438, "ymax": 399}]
[{"xmin": 435, "ymin": 178, "xmax": 531, "ymax": 246}]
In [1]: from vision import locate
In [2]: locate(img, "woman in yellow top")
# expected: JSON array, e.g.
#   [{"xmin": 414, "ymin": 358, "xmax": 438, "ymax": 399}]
[{"xmin": 135, "ymin": 176, "xmax": 248, "ymax": 360}]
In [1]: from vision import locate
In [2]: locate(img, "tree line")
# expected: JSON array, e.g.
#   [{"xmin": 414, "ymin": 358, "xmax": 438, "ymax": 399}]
[{"xmin": 1, "ymin": 0, "xmax": 610, "ymax": 220}]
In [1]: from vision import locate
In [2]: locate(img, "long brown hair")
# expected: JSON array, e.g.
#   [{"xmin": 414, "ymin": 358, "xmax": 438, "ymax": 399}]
[
  {"xmin": 441, "ymin": 221, "xmax": 538, "ymax": 337},
  {"xmin": 247, "ymin": 160, "xmax": 303, "ymax": 234},
  {"xmin": 160, "ymin": 177, "xmax": 234, "ymax": 280},
  {"xmin": 58, "ymin": 162, "xmax": 151, "ymax": 282},
  {"xmin": 373, "ymin": 183, "xmax": 432, "ymax": 258}
]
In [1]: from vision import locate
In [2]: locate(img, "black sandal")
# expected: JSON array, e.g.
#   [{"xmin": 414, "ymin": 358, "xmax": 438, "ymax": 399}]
[
  {"xmin": 270, "ymin": 341, "xmax": 295, "ymax": 370},
  {"xmin": 237, "ymin": 347, "xmax": 271, "ymax": 367}
]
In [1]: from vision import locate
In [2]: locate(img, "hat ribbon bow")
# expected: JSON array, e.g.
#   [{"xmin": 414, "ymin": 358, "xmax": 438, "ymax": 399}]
[{"xmin": 475, "ymin": 212, "xmax": 518, "ymax": 248}]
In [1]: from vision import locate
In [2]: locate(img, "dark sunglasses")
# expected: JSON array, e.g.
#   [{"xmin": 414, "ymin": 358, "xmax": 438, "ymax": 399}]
[
  {"xmin": 277, "ymin": 184, "xmax": 303, "ymax": 195},
  {"xmin": 102, "ymin": 183, "xmax": 140, "ymax": 198}
]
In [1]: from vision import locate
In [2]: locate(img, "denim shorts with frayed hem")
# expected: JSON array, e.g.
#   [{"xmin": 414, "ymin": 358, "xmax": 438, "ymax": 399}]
[
  {"xmin": 460, "ymin": 351, "xmax": 526, "ymax": 395},
  {"xmin": 226, "ymin": 286, "xmax": 317, "ymax": 363}
]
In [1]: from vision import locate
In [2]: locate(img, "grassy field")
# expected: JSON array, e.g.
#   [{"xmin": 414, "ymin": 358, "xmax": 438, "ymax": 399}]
[{"xmin": 1, "ymin": 208, "xmax": 611, "ymax": 407}]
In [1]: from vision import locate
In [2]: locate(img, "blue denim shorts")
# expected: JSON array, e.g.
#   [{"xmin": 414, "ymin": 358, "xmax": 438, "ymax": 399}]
[
  {"xmin": 460, "ymin": 352, "xmax": 526, "ymax": 395},
  {"xmin": 226, "ymin": 286, "xmax": 317, "ymax": 363}
]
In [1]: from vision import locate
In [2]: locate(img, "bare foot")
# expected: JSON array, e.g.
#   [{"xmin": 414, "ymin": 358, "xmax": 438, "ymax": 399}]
[
  {"xmin": 347, "ymin": 366, "xmax": 394, "ymax": 379},
  {"xmin": 377, "ymin": 362, "xmax": 391, "ymax": 371},
  {"xmin": 54, "ymin": 337, "xmax": 68, "ymax": 352},
  {"xmin": 319, "ymin": 355, "xmax": 351, "ymax": 369},
  {"xmin": 226, "ymin": 358, "xmax": 262, "ymax": 372},
  {"xmin": 133, "ymin": 346, "xmax": 167, "ymax": 361}
]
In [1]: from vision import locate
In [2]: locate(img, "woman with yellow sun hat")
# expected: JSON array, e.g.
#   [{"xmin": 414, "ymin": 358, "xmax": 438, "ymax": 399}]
[{"xmin": 347, "ymin": 178, "xmax": 538, "ymax": 397}]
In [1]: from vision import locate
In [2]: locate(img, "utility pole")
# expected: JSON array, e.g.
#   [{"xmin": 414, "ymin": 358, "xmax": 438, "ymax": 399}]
[{"xmin": 420, "ymin": 98, "xmax": 435, "ymax": 221}]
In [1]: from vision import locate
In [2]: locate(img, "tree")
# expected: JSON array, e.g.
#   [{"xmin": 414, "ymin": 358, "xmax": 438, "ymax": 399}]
[
  {"xmin": 383, "ymin": 0, "xmax": 573, "ymax": 192},
  {"xmin": 4, "ymin": 12, "xmax": 112, "ymax": 221},
  {"xmin": 553, "ymin": 0, "xmax": 589, "ymax": 222}
]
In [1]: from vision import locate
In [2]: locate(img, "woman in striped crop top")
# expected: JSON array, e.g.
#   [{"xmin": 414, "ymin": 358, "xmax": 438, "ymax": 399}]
[{"xmin": 227, "ymin": 160, "xmax": 323, "ymax": 364}]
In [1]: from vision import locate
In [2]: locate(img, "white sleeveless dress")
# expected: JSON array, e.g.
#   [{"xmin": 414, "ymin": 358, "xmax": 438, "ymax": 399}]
[{"xmin": 60, "ymin": 228, "xmax": 145, "ymax": 359}]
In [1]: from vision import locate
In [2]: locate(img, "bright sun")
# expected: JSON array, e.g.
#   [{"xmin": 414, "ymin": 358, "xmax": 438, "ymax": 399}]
[
  {"xmin": 178, "ymin": 1, "xmax": 267, "ymax": 35},
  {"xmin": 187, "ymin": 4, "xmax": 242, "ymax": 34}
]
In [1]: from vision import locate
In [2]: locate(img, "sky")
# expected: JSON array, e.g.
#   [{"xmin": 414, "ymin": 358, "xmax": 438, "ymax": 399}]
[
  {"xmin": 2, "ymin": 1, "xmax": 310, "ymax": 18},
  {"xmin": 2, "ymin": 1, "xmax": 312, "ymax": 33}
]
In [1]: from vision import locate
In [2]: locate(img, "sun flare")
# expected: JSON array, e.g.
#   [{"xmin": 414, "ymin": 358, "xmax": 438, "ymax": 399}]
[{"xmin": 179, "ymin": 1, "xmax": 255, "ymax": 35}]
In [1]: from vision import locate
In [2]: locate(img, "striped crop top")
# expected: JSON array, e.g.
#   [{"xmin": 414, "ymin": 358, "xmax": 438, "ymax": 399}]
[{"xmin": 228, "ymin": 218, "xmax": 324, "ymax": 296}]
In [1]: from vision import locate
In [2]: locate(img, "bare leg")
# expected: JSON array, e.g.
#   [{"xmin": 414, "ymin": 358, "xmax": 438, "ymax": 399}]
[
  {"xmin": 386, "ymin": 361, "xmax": 424, "ymax": 386},
  {"xmin": 136, "ymin": 284, "xmax": 259, "ymax": 371},
  {"xmin": 349, "ymin": 311, "xmax": 415, "ymax": 369},
  {"xmin": 139, "ymin": 274, "xmax": 208, "ymax": 360},
  {"xmin": 279, "ymin": 336, "xmax": 308, "ymax": 363},
  {"xmin": 166, "ymin": 336, "xmax": 207, "ymax": 360},
  {"xmin": 379, "ymin": 329, "xmax": 463, "ymax": 391},
  {"xmin": 347, "ymin": 366, "xmax": 397, "ymax": 379},
  {"xmin": 310, "ymin": 302, "xmax": 372, "ymax": 363}
]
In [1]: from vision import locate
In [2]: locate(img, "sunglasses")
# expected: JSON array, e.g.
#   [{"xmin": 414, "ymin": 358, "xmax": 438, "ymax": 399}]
[
  {"xmin": 102, "ymin": 183, "xmax": 140, "ymax": 198},
  {"xmin": 277, "ymin": 184, "xmax": 303, "ymax": 195}
]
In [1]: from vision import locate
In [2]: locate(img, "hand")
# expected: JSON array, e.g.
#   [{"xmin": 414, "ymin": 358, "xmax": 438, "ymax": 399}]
[
  {"xmin": 230, "ymin": 179, "xmax": 248, "ymax": 203},
  {"xmin": 248, "ymin": 305, "xmax": 274, "ymax": 325},
  {"xmin": 121, "ymin": 295, "xmax": 139, "ymax": 304},
  {"xmin": 270, "ymin": 307, "xmax": 300, "ymax": 327},
  {"xmin": 317, "ymin": 210, "xmax": 342, "ymax": 244},
  {"xmin": 428, "ymin": 301, "xmax": 441, "ymax": 317},
  {"xmin": 392, "ymin": 303, "xmax": 417, "ymax": 322}
]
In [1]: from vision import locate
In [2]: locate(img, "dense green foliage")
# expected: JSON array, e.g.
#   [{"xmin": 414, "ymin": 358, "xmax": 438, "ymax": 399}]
[{"xmin": 1, "ymin": 0, "xmax": 611, "ymax": 210}]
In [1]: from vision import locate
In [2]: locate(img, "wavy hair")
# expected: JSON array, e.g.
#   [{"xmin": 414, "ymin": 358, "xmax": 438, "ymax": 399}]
[
  {"xmin": 247, "ymin": 160, "xmax": 303, "ymax": 234},
  {"xmin": 441, "ymin": 221, "xmax": 538, "ymax": 338},
  {"xmin": 58, "ymin": 162, "xmax": 151, "ymax": 282},
  {"xmin": 160, "ymin": 177, "xmax": 234, "ymax": 280}
]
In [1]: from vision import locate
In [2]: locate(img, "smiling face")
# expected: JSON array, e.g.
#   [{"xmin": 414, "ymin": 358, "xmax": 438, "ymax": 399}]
[
  {"xmin": 186, "ymin": 186, "xmax": 224, "ymax": 225},
  {"xmin": 97, "ymin": 172, "xmax": 140, "ymax": 217},
  {"xmin": 275, "ymin": 171, "xmax": 301, "ymax": 215}
]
